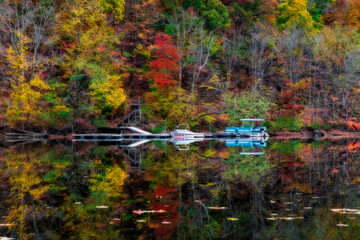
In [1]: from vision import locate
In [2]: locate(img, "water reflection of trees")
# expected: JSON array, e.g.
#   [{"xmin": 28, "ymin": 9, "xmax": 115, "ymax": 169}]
[
  {"xmin": 0, "ymin": 143, "xmax": 129, "ymax": 239},
  {"xmin": 2, "ymin": 140, "xmax": 360, "ymax": 239}
]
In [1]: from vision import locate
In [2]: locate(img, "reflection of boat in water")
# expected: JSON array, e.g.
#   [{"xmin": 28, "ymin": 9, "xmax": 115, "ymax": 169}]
[
  {"xmin": 223, "ymin": 138, "xmax": 266, "ymax": 155},
  {"xmin": 224, "ymin": 138, "xmax": 267, "ymax": 147}
]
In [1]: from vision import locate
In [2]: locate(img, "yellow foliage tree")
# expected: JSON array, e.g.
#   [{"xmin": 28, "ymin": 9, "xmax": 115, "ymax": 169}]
[
  {"xmin": 277, "ymin": 0, "xmax": 315, "ymax": 30},
  {"xmin": 57, "ymin": 0, "xmax": 126, "ymax": 116},
  {"xmin": 89, "ymin": 165, "xmax": 126, "ymax": 198},
  {"xmin": 4, "ymin": 148, "xmax": 51, "ymax": 240},
  {"xmin": 145, "ymin": 88, "xmax": 195, "ymax": 127},
  {"xmin": 89, "ymin": 74, "xmax": 127, "ymax": 114},
  {"xmin": 5, "ymin": 32, "xmax": 50, "ymax": 128},
  {"xmin": 348, "ymin": 0, "xmax": 360, "ymax": 30},
  {"xmin": 101, "ymin": 0, "xmax": 125, "ymax": 22}
]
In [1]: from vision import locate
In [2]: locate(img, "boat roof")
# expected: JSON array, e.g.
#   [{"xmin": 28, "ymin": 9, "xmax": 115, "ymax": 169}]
[{"xmin": 240, "ymin": 119, "xmax": 264, "ymax": 121}]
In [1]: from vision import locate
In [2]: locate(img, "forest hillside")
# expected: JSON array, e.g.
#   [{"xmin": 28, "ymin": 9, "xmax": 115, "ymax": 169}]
[{"xmin": 0, "ymin": 0, "xmax": 360, "ymax": 134}]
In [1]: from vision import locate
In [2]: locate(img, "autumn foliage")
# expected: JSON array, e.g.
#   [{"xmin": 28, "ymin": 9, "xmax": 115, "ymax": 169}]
[
  {"xmin": 1, "ymin": 0, "xmax": 360, "ymax": 132},
  {"xmin": 348, "ymin": 121, "xmax": 360, "ymax": 131},
  {"xmin": 277, "ymin": 79, "xmax": 311, "ymax": 116},
  {"xmin": 148, "ymin": 34, "xmax": 179, "ymax": 89}
]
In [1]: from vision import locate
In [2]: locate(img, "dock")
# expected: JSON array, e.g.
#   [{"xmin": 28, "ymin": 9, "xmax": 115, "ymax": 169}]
[{"xmin": 73, "ymin": 125, "xmax": 269, "ymax": 149}]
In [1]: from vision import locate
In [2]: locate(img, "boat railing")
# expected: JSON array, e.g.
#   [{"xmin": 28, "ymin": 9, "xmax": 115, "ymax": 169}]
[
  {"xmin": 175, "ymin": 124, "xmax": 190, "ymax": 130},
  {"xmin": 175, "ymin": 144, "xmax": 190, "ymax": 151}
]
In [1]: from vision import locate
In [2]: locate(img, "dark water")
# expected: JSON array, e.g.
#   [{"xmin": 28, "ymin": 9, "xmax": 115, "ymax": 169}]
[{"xmin": 1, "ymin": 139, "xmax": 360, "ymax": 239}]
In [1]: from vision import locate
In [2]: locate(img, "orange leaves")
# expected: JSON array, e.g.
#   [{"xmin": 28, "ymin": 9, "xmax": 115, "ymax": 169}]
[
  {"xmin": 218, "ymin": 150, "xmax": 229, "ymax": 159},
  {"xmin": 331, "ymin": 96, "xmax": 339, "ymax": 102},
  {"xmin": 219, "ymin": 113, "xmax": 229, "ymax": 121},
  {"xmin": 325, "ymin": 0, "xmax": 360, "ymax": 30},
  {"xmin": 346, "ymin": 139, "xmax": 360, "ymax": 154},
  {"xmin": 331, "ymin": 168, "xmax": 339, "ymax": 175},
  {"xmin": 348, "ymin": 121, "xmax": 360, "ymax": 131},
  {"xmin": 346, "ymin": 0, "xmax": 360, "ymax": 30}
]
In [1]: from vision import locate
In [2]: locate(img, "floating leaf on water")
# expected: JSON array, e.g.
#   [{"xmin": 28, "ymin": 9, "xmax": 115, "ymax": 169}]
[
  {"xmin": 331, "ymin": 209, "xmax": 342, "ymax": 212},
  {"xmin": 331, "ymin": 209, "xmax": 360, "ymax": 214},
  {"xmin": 96, "ymin": 205, "xmax": 109, "ymax": 209},
  {"xmin": 227, "ymin": 218, "xmax": 238, "ymax": 221},
  {"xmin": 278, "ymin": 217, "xmax": 304, "ymax": 220},
  {"xmin": 0, "ymin": 224, "xmax": 14, "ymax": 227},
  {"xmin": 208, "ymin": 206, "xmax": 227, "ymax": 210},
  {"xmin": 133, "ymin": 210, "xmax": 142, "ymax": 215},
  {"xmin": 133, "ymin": 209, "xmax": 167, "ymax": 215},
  {"xmin": 346, "ymin": 209, "xmax": 359, "ymax": 212}
]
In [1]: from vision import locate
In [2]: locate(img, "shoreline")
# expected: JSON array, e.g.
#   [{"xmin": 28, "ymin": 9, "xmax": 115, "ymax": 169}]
[
  {"xmin": 270, "ymin": 130, "xmax": 360, "ymax": 140},
  {"xmin": 2, "ymin": 129, "xmax": 360, "ymax": 142}
]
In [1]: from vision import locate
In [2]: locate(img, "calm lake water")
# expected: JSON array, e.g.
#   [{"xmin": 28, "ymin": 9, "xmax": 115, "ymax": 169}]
[{"xmin": 1, "ymin": 139, "xmax": 360, "ymax": 239}]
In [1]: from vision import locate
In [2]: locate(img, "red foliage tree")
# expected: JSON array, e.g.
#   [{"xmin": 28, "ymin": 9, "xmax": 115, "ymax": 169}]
[
  {"xmin": 148, "ymin": 34, "xmax": 179, "ymax": 89},
  {"xmin": 149, "ymin": 184, "xmax": 179, "ymax": 240},
  {"xmin": 277, "ymin": 79, "xmax": 310, "ymax": 116}
]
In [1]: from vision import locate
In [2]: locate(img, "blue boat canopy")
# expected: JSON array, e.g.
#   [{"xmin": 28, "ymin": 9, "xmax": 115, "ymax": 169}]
[
  {"xmin": 240, "ymin": 119, "xmax": 264, "ymax": 121},
  {"xmin": 226, "ymin": 127, "xmax": 253, "ymax": 133}
]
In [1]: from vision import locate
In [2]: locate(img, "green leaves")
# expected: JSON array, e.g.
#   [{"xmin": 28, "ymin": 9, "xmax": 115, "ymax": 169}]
[
  {"xmin": 277, "ymin": 0, "xmax": 315, "ymax": 31},
  {"xmin": 201, "ymin": 0, "xmax": 230, "ymax": 30},
  {"xmin": 308, "ymin": 0, "xmax": 334, "ymax": 29},
  {"xmin": 225, "ymin": 90, "xmax": 272, "ymax": 126}
]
